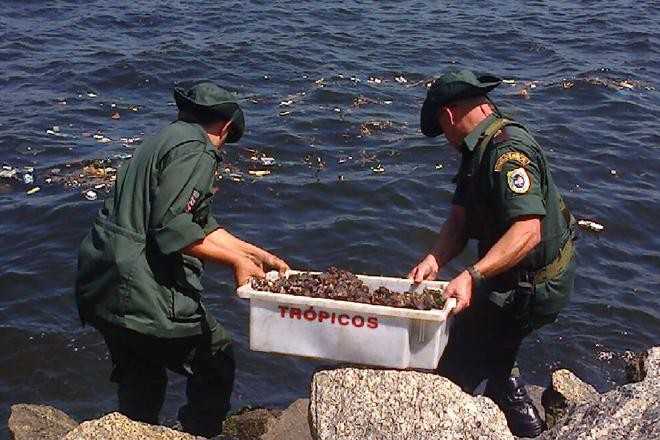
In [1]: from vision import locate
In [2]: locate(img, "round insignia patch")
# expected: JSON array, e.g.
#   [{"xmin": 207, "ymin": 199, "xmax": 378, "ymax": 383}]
[{"xmin": 507, "ymin": 168, "xmax": 531, "ymax": 194}]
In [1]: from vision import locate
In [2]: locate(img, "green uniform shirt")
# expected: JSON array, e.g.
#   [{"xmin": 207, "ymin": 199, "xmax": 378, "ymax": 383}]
[
  {"xmin": 452, "ymin": 114, "xmax": 573, "ymax": 315},
  {"xmin": 76, "ymin": 121, "xmax": 223, "ymax": 338}
]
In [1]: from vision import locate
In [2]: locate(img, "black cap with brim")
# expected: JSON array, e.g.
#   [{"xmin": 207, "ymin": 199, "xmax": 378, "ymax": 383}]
[
  {"xmin": 420, "ymin": 70, "xmax": 502, "ymax": 137},
  {"xmin": 174, "ymin": 83, "xmax": 245, "ymax": 143}
]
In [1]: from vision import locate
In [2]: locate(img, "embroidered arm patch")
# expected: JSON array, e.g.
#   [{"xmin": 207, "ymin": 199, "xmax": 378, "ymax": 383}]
[
  {"xmin": 494, "ymin": 151, "xmax": 530, "ymax": 171},
  {"xmin": 185, "ymin": 189, "xmax": 201, "ymax": 213},
  {"xmin": 507, "ymin": 168, "xmax": 531, "ymax": 194}
]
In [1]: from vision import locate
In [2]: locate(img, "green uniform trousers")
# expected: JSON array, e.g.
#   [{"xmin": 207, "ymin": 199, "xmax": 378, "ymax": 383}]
[
  {"xmin": 95, "ymin": 319, "xmax": 234, "ymax": 437},
  {"xmin": 437, "ymin": 255, "xmax": 576, "ymax": 401}
]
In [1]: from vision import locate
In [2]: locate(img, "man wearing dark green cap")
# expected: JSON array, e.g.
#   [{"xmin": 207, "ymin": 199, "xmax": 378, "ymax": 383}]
[
  {"xmin": 75, "ymin": 82, "xmax": 289, "ymax": 437},
  {"xmin": 409, "ymin": 69, "xmax": 576, "ymax": 437}
]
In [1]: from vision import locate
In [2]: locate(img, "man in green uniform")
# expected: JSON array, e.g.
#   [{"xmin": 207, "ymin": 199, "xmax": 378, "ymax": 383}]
[
  {"xmin": 75, "ymin": 83, "xmax": 289, "ymax": 437},
  {"xmin": 409, "ymin": 70, "xmax": 576, "ymax": 437}
]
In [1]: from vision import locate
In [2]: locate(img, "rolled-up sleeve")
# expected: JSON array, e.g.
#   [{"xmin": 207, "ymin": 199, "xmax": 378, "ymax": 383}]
[{"xmin": 149, "ymin": 142, "xmax": 219, "ymax": 254}]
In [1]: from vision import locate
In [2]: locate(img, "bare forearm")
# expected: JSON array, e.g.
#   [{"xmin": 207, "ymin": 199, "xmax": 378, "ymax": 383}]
[
  {"xmin": 182, "ymin": 235, "xmax": 243, "ymax": 268},
  {"xmin": 474, "ymin": 217, "xmax": 541, "ymax": 278},
  {"xmin": 431, "ymin": 211, "xmax": 467, "ymax": 267},
  {"xmin": 207, "ymin": 228, "xmax": 270, "ymax": 260}
]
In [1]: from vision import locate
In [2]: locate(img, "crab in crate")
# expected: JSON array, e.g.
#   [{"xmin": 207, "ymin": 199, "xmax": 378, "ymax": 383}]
[{"xmin": 251, "ymin": 267, "xmax": 445, "ymax": 310}]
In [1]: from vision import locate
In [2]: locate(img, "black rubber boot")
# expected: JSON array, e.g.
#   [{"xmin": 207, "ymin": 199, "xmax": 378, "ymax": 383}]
[{"xmin": 488, "ymin": 376, "xmax": 546, "ymax": 438}]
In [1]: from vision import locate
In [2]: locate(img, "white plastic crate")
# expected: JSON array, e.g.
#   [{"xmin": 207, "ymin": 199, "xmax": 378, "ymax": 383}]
[{"xmin": 236, "ymin": 271, "xmax": 455, "ymax": 369}]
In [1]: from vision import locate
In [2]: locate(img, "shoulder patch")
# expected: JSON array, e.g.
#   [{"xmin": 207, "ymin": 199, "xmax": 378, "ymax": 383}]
[
  {"xmin": 494, "ymin": 151, "xmax": 530, "ymax": 172},
  {"xmin": 507, "ymin": 168, "xmax": 531, "ymax": 194}
]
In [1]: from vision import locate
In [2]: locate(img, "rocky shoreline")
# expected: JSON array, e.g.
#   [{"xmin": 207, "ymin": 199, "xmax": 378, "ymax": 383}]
[{"xmin": 8, "ymin": 346, "xmax": 658, "ymax": 440}]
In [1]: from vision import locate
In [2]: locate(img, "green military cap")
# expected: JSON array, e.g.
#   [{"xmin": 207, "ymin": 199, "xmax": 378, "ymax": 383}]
[
  {"xmin": 173, "ymin": 82, "xmax": 246, "ymax": 143},
  {"xmin": 420, "ymin": 69, "xmax": 502, "ymax": 137}
]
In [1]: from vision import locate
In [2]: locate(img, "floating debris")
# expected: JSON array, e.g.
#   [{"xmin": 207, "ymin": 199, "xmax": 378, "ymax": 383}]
[
  {"xmin": 229, "ymin": 172, "xmax": 244, "ymax": 183},
  {"xmin": 368, "ymin": 77, "xmax": 383, "ymax": 84},
  {"xmin": 394, "ymin": 75, "xmax": 408, "ymax": 84},
  {"xmin": 610, "ymin": 169, "xmax": 617, "ymax": 176},
  {"xmin": 83, "ymin": 190, "xmax": 98, "ymax": 201},
  {"xmin": 360, "ymin": 120, "xmax": 394, "ymax": 136},
  {"xmin": 26, "ymin": 187, "xmax": 40, "ymax": 195},
  {"xmin": 0, "ymin": 168, "xmax": 17, "ymax": 179},
  {"xmin": 111, "ymin": 112, "xmax": 121, "ymax": 120},
  {"xmin": 248, "ymin": 170, "xmax": 271, "ymax": 177},
  {"xmin": 120, "ymin": 137, "xmax": 142, "ymax": 145},
  {"xmin": 333, "ymin": 108, "xmax": 341, "ymax": 113},
  {"xmin": 87, "ymin": 92, "xmax": 98, "ymax": 98},
  {"xmin": 577, "ymin": 220, "xmax": 605, "ymax": 233},
  {"xmin": 279, "ymin": 111, "xmax": 291, "ymax": 116},
  {"xmin": 371, "ymin": 164, "xmax": 385, "ymax": 174},
  {"xmin": 279, "ymin": 100, "xmax": 294, "ymax": 107},
  {"xmin": 260, "ymin": 157, "xmax": 275, "ymax": 166},
  {"xmin": 435, "ymin": 163, "xmax": 444, "ymax": 170},
  {"xmin": 22, "ymin": 174, "xmax": 34, "ymax": 184},
  {"xmin": 46, "ymin": 126, "xmax": 68, "ymax": 137},
  {"xmin": 503, "ymin": 79, "xmax": 516, "ymax": 84}
]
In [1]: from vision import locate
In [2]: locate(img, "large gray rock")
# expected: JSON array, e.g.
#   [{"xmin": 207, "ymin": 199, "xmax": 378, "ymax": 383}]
[
  {"xmin": 540, "ymin": 346, "xmax": 660, "ymax": 440},
  {"xmin": 310, "ymin": 367, "xmax": 513, "ymax": 440},
  {"xmin": 62, "ymin": 412, "xmax": 199, "ymax": 440},
  {"xmin": 541, "ymin": 369, "xmax": 598, "ymax": 428},
  {"xmin": 8, "ymin": 404, "xmax": 79, "ymax": 440}
]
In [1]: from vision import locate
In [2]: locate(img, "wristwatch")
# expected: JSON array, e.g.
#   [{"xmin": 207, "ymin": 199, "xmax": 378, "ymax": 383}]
[{"xmin": 466, "ymin": 265, "xmax": 485, "ymax": 287}]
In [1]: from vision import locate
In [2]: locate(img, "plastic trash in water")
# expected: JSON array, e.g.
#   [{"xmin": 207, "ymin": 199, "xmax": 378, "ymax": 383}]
[
  {"xmin": 260, "ymin": 157, "xmax": 275, "ymax": 166},
  {"xmin": 394, "ymin": 75, "xmax": 408, "ymax": 84},
  {"xmin": 0, "ymin": 167, "xmax": 17, "ymax": 179},
  {"xmin": 23, "ymin": 174, "xmax": 34, "ymax": 184},
  {"xmin": 371, "ymin": 164, "xmax": 385, "ymax": 174},
  {"xmin": 26, "ymin": 187, "xmax": 40, "ymax": 195},
  {"xmin": 249, "ymin": 170, "xmax": 271, "ymax": 177},
  {"xmin": 577, "ymin": 220, "xmax": 604, "ymax": 233},
  {"xmin": 83, "ymin": 190, "xmax": 98, "ymax": 201}
]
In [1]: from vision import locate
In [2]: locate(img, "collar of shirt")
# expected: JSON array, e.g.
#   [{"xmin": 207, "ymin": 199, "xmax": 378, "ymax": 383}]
[
  {"xmin": 184, "ymin": 121, "xmax": 223, "ymax": 162},
  {"xmin": 462, "ymin": 113, "xmax": 499, "ymax": 152}
]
